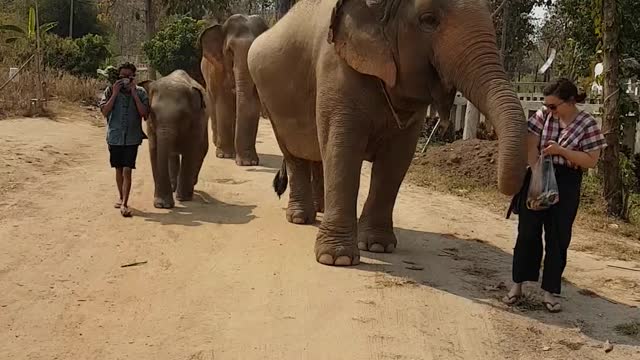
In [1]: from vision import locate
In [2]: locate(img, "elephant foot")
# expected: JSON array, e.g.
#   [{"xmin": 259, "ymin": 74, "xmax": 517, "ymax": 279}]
[
  {"xmin": 176, "ymin": 191, "xmax": 193, "ymax": 202},
  {"xmin": 314, "ymin": 200, "xmax": 324, "ymax": 214},
  {"xmin": 286, "ymin": 206, "xmax": 316, "ymax": 225},
  {"xmin": 315, "ymin": 229, "xmax": 360, "ymax": 266},
  {"xmin": 216, "ymin": 148, "xmax": 235, "ymax": 159},
  {"xmin": 357, "ymin": 225, "xmax": 397, "ymax": 253},
  {"xmin": 235, "ymin": 154, "xmax": 259, "ymax": 166},
  {"xmin": 154, "ymin": 196, "xmax": 175, "ymax": 209}
]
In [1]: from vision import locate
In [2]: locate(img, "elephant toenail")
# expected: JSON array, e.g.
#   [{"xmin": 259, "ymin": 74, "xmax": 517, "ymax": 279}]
[
  {"xmin": 357, "ymin": 242, "xmax": 368, "ymax": 251},
  {"xmin": 368, "ymin": 244, "xmax": 385, "ymax": 253},
  {"xmin": 334, "ymin": 256, "xmax": 353, "ymax": 266},
  {"xmin": 385, "ymin": 244, "xmax": 396, "ymax": 253},
  {"xmin": 318, "ymin": 254, "xmax": 334, "ymax": 265}
]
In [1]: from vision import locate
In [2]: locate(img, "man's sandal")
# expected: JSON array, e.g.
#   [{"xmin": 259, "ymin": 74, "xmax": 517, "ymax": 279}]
[
  {"xmin": 120, "ymin": 206, "xmax": 132, "ymax": 217},
  {"xmin": 543, "ymin": 301, "xmax": 562, "ymax": 313}
]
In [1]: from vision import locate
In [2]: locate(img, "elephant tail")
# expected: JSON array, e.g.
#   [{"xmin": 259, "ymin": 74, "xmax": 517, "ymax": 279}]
[{"xmin": 272, "ymin": 159, "xmax": 288, "ymax": 199}]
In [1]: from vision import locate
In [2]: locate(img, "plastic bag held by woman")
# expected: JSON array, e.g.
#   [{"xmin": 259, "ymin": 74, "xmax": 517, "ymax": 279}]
[{"xmin": 526, "ymin": 155, "xmax": 559, "ymax": 210}]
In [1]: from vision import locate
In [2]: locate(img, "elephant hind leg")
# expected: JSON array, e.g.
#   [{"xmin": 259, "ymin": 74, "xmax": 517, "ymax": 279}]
[
  {"xmin": 284, "ymin": 155, "xmax": 316, "ymax": 225},
  {"xmin": 311, "ymin": 161, "xmax": 324, "ymax": 213}
]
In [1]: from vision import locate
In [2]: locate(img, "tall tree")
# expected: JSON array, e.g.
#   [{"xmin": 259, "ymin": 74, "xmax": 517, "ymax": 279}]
[
  {"xmin": 599, "ymin": 0, "xmax": 624, "ymax": 216},
  {"xmin": 276, "ymin": 0, "xmax": 292, "ymax": 20}
]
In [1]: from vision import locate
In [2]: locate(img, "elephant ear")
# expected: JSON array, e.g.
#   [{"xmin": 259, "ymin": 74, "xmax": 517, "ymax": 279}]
[
  {"xmin": 139, "ymin": 80, "xmax": 153, "ymax": 94},
  {"xmin": 200, "ymin": 24, "xmax": 225, "ymax": 65},
  {"xmin": 328, "ymin": 0, "xmax": 397, "ymax": 87},
  {"xmin": 192, "ymin": 86, "xmax": 206, "ymax": 109}
]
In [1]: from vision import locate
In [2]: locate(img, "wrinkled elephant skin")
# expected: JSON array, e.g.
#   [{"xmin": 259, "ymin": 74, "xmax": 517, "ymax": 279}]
[
  {"xmin": 200, "ymin": 14, "xmax": 269, "ymax": 166},
  {"xmin": 248, "ymin": 0, "xmax": 528, "ymax": 266},
  {"xmin": 140, "ymin": 70, "xmax": 209, "ymax": 209}
]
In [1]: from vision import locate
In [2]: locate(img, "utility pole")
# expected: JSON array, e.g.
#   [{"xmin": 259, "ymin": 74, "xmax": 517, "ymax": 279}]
[
  {"xmin": 500, "ymin": 1, "xmax": 509, "ymax": 63},
  {"xmin": 145, "ymin": 0, "xmax": 157, "ymax": 80},
  {"xmin": 34, "ymin": 0, "xmax": 45, "ymax": 114},
  {"xmin": 69, "ymin": 0, "xmax": 74, "ymax": 38},
  {"xmin": 600, "ymin": 0, "xmax": 624, "ymax": 217}
]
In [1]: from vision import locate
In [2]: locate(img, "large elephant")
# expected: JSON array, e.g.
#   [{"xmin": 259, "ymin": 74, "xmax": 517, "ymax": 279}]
[
  {"xmin": 248, "ymin": 0, "xmax": 528, "ymax": 266},
  {"xmin": 200, "ymin": 14, "xmax": 269, "ymax": 166},
  {"xmin": 140, "ymin": 70, "xmax": 209, "ymax": 209}
]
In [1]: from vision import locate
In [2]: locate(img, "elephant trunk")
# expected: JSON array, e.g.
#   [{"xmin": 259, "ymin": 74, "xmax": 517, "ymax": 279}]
[
  {"xmin": 435, "ymin": 10, "xmax": 527, "ymax": 196},
  {"xmin": 155, "ymin": 124, "xmax": 177, "ymax": 197},
  {"xmin": 233, "ymin": 40, "xmax": 261, "ymax": 160}
]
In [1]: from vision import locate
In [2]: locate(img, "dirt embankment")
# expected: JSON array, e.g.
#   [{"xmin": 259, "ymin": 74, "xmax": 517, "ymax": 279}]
[{"xmin": 411, "ymin": 139, "xmax": 499, "ymax": 191}]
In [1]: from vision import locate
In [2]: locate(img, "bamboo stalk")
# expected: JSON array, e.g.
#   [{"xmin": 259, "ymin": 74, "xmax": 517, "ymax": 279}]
[{"xmin": 0, "ymin": 54, "xmax": 35, "ymax": 92}]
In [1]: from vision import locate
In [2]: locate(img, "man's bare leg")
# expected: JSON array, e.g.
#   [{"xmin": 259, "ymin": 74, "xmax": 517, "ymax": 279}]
[
  {"xmin": 120, "ymin": 167, "xmax": 133, "ymax": 217},
  {"xmin": 115, "ymin": 168, "xmax": 124, "ymax": 208}
]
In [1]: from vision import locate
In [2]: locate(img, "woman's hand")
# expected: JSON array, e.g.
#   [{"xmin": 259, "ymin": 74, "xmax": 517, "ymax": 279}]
[{"xmin": 542, "ymin": 141, "xmax": 565, "ymax": 156}]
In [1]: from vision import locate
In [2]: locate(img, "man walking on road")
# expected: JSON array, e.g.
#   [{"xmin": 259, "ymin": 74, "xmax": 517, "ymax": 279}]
[{"xmin": 99, "ymin": 62, "xmax": 149, "ymax": 217}]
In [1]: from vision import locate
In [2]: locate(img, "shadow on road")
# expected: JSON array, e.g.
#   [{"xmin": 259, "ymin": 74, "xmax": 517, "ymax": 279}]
[
  {"xmin": 135, "ymin": 190, "xmax": 256, "ymax": 226},
  {"xmin": 349, "ymin": 227, "xmax": 640, "ymax": 347}
]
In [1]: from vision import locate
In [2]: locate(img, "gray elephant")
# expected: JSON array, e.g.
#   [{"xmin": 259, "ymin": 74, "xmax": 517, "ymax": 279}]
[
  {"xmin": 200, "ymin": 14, "xmax": 269, "ymax": 166},
  {"xmin": 248, "ymin": 0, "xmax": 528, "ymax": 266},
  {"xmin": 140, "ymin": 70, "xmax": 209, "ymax": 209}
]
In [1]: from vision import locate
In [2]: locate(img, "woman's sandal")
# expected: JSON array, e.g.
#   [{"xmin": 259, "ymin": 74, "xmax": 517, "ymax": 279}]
[
  {"xmin": 543, "ymin": 301, "xmax": 562, "ymax": 313},
  {"xmin": 502, "ymin": 293, "xmax": 522, "ymax": 305}
]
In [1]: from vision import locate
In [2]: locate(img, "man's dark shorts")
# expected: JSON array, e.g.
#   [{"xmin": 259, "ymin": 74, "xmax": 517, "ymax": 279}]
[{"xmin": 108, "ymin": 145, "xmax": 139, "ymax": 169}]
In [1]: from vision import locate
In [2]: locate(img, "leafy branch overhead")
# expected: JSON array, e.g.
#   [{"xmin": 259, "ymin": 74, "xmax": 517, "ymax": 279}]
[{"xmin": 0, "ymin": 6, "xmax": 57, "ymax": 44}]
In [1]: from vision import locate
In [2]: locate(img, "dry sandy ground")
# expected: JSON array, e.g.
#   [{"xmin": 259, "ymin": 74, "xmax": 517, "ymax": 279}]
[{"xmin": 0, "ymin": 104, "xmax": 639, "ymax": 360}]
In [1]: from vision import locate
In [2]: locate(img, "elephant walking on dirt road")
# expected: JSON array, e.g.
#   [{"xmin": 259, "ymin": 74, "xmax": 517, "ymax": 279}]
[
  {"xmin": 248, "ymin": 0, "xmax": 528, "ymax": 266},
  {"xmin": 140, "ymin": 70, "xmax": 209, "ymax": 209},
  {"xmin": 200, "ymin": 14, "xmax": 269, "ymax": 166}
]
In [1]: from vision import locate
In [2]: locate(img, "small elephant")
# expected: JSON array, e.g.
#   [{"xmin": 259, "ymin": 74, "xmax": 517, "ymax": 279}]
[
  {"xmin": 140, "ymin": 70, "xmax": 209, "ymax": 209},
  {"xmin": 248, "ymin": 0, "xmax": 528, "ymax": 266},
  {"xmin": 200, "ymin": 14, "xmax": 269, "ymax": 166}
]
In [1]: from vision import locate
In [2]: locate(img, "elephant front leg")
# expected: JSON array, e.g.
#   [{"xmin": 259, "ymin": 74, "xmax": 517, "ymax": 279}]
[
  {"xmin": 315, "ymin": 119, "xmax": 366, "ymax": 267},
  {"xmin": 214, "ymin": 93, "xmax": 236, "ymax": 159},
  {"xmin": 233, "ymin": 85, "xmax": 260, "ymax": 166},
  {"xmin": 285, "ymin": 156, "xmax": 315, "ymax": 224},
  {"xmin": 169, "ymin": 154, "xmax": 180, "ymax": 192},
  {"xmin": 358, "ymin": 119, "xmax": 423, "ymax": 253},
  {"xmin": 153, "ymin": 136, "xmax": 176, "ymax": 209}
]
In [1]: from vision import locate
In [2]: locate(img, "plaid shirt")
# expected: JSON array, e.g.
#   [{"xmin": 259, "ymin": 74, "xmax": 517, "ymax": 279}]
[{"xmin": 528, "ymin": 108, "xmax": 607, "ymax": 168}]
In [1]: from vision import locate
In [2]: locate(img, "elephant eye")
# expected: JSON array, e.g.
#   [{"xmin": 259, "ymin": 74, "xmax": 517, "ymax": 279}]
[{"xmin": 418, "ymin": 13, "xmax": 439, "ymax": 32}]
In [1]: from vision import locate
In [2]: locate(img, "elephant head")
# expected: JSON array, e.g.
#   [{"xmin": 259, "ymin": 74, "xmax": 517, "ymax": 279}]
[
  {"xmin": 328, "ymin": 0, "xmax": 527, "ymax": 195},
  {"xmin": 199, "ymin": 14, "xmax": 269, "ymax": 165}
]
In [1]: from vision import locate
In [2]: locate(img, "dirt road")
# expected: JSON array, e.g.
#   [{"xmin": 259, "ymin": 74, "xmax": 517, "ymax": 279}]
[{"xmin": 1, "ymin": 105, "xmax": 639, "ymax": 360}]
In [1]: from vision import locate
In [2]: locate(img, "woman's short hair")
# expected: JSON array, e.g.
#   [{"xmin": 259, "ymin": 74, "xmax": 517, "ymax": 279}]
[{"xmin": 543, "ymin": 78, "xmax": 587, "ymax": 103}]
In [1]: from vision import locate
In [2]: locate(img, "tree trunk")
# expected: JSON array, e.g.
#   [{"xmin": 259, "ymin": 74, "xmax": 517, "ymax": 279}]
[
  {"xmin": 463, "ymin": 100, "xmax": 479, "ymax": 140},
  {"xmin": 145, "ymin": 0, "xmax": 157, "ymax": 80},
  {"xmin": 600, "ymin": 0, "xmax": 624, "ymax": 217},
  {"xmin": 276, "ymin": 0, "xmax": 292, "ymax": 20}
]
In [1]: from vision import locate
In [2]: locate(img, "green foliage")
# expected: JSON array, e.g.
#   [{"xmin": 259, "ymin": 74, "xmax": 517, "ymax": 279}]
[
  {"xmin": 142, "ymin": 16, "xmax": 205, "ymax": 80},
  {"xmin": 0, "ymin": 5, "xmax": 58, "ymax": 44},
  {"xmin": 162, "ymin": 0, "xmax": 231, "ymax": 20},
  {"xmin": 97, "ymin": 65, "xmax": 119, "ymax": 84},
  {"xmin": 490, "ymin": 0, "xmax": 545, "ymax": 78},
  {"xmin": 42, "ymin": 33, "xmax": 112, "ymax": 78},
  {"xmin": 38, "ymin": 0, "xmax": 105, "ymax": 38}
]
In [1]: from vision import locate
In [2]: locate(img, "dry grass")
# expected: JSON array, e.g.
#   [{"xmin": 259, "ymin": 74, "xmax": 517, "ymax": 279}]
[
  {"xmin": 614, "ymin": 321, "xmax": 640, "ymax": 338},
  {"xmin": 0, "ymin": 64, "xmax": 102, "ymax": 119}
]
